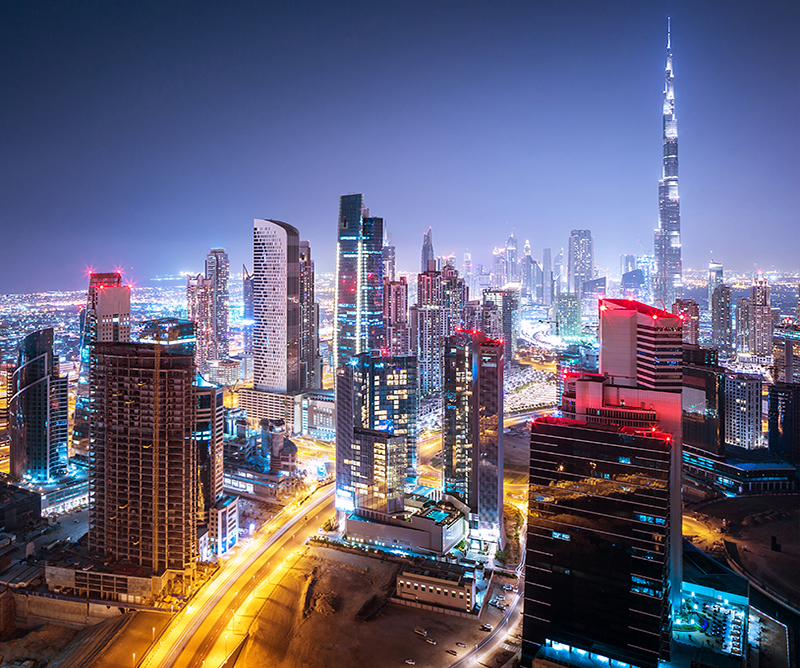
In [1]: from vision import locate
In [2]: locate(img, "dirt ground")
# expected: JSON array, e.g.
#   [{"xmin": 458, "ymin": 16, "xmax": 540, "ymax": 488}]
[
  {"xmin": 239, "ymin": 546, "xmax": 512, "ymax": 668},
  {"xmin": 0, "ymin": 624, "xmax": 78, "ymax": 666},
  {"xmin": 698, "ymin": 495, "xmax": 799, "ymax": 606}
]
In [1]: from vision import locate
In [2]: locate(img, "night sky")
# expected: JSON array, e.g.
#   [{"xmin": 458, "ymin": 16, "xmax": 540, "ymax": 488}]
[{"xmin": 1, "ymin": 1, "xmax": 797, "ymax": 293}]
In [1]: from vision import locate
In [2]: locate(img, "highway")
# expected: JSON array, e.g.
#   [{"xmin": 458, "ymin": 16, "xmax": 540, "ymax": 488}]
[{"xmin": 139, "ymin": 485, "xmax": 335, "ymax": 668}]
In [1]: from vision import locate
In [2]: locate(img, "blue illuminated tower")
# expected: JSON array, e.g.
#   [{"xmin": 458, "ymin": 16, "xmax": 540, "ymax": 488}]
[
  {"xmin": 654, "ymin": 19, "xmax": 682, "ymax": 306},
  {"xmin": 334, "ymin": 194, "xmax": 384, "ymax": 369}
]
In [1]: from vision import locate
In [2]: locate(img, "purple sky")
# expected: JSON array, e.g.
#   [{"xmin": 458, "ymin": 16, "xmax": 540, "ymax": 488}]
[{"xmin": 1, "ymin": 1, "xmax": 798, "ymax": 293}]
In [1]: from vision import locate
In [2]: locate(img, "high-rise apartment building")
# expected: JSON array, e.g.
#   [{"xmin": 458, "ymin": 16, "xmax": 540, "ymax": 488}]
[
  {"xmin": 442, "ymin": 330, "xmax": 503, "ymax": 543},
  {"xmin": 505, "ymin": 233, "xmax": 518, "ymax": 282},
  {"xmin": 711, "ymin": 284, "xmax": 734, "ymax": 354},
  {"xmin": 334, "ymin": 194, "xmax": 384, "ymax": 369},
  {"xmin": 351, "ymin": 351, "xmax": 419, "ymax": 477},
  {"xmin": 420, "ymin": 227, "xmax": 435, "ymax": 274},
  {"xmin": 522, "ymin": 417, "xmax": 674, "ymax": 668},
  {"xmin": 382, "ymin": 234, "xmax": 396, "ymax": 282},
  {"xmin": 441, "ymin": 264, "xmax": 467, "ymax": 334},
  {"xmin": 708, "ymin": 260, "xmax": 723, "ymax": 310},
  {"xmin": 555, "ymin": 293, "xmax": 581, "ymax": 338},
  {"xmin": 724, "ymin": 373, "xmax": 763, "ymax": 449},
  {"xmin": 205, "ymin": 248, "xmax": 230, "ymax": 359},
  {"xmin": 299, "ymin": 241, "xmax": 322, "ymax": 390},
  {"xmin": 654, "ymin": 22, "xmax": 682, "ymax": 307},
  {"xmin": 242, "ymin": 265, "xmax": 254, "ymax": 355},
  {"xmin": 88, "ymin": 340, "xmax": 197, "ymax": 579},
  {"xmin": 415, "ymin": 267, "xmax": 445, "ymax": 396},
  {"xmin": 672, "ymin": 297, "xmax": 699, "ymax": 345},
  {"xmin": 736, "ymin": 297, "xmax": 751, "ymax": 354},
  {"xmin": 10, "ymin": 329, "xmax": 69, "ymax": 481},
  {"xmin": 187, "ymin": 273, "xmax": 214, "ymax": 374},
  {"xmin": 384, "ymin": 277, "xmax": 411, "ymax": 356},
  {"xmin": 749, "ymin": 276, "xmax": 772, "ymax": 356},
  {"xmin": 483, "ymin": 288, "xmax": 518, "ymax": 361},
  {"xmin": 334, "ymin": 364, "xmax": 405, "ymax": 514},
  {"xmin": 567, "ymin": 230, "xmax": 594, "ymax": 298},
  {"xmin": 542, "ymin": 248, "xmax": 553, "ymax": 306}
]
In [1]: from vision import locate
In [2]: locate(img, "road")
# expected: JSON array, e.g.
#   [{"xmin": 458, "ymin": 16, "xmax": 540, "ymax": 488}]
[{"xmin": 139, "ymin": 486, "xmax": 335, "ymax": 668}]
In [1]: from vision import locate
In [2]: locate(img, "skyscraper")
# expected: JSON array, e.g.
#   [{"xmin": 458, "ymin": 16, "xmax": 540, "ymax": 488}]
[
  {"xmin": 620, "ymin": 253, "xmax": 637, "ymax": 277},
  {"xmin": 768, "ymin": 382, "xmax": 800, "ymax": 463},
  {"xmin": 10, "ymin": 329, "xmax": 69, "ymax": 481},
  {"xmin": 383, "ymin": 233, "xmax": 396, "ymax": 282},
  {"xmin": 442, "ymin": 330, "xmax": 504, "ymax": 543},
  {"xmin": 253, "ymin": 219, "xmax": 300, "ymax": 393},
  {"xmin": 555, "ymin": 292, "xmax": 581, "ymax": 338},
  {"xmin": 205, "ymin": 248, "xmax": 230, "ymax": 359},
  {"xmin": 351, "ymin": 351, "xmax": 419, "ymax": 477},
  {"xmin": 725, "ymin": 373, "xmax": 763, "ymax": 449},
  {"xmin": 711, "ymin": 284, "xmax": 734, "ymax": 354},
  {"xmin": 567, "ymin": 230, "xmax": 594, "ymax": 298},
  {"xmin": 299, "ymin": 240, "xmax": 322, "ymax": 390},
  {"xmin": 505, "ymin": 233, "xmax": 518, "ymax": 282},
  {"xmin": 654, "ymin": 21, "xmax": 682, "ymax": 306},
  {"xmin": 672, "ymin": 297, "xmax": 699, "ymax": 345},
  {"xmin": 88, "ymin": 338, "xmax": 198, "ymax": 578},
  {"xmin": 483, "ymin": 288, "xmax": 518, "ymax": 361},
  {"xmin": 522, "ymin": 417, "xmax": 674, "ymax": 668},
  {"xmin": 187, "ymin": 273, "xmax": 214, "ymax": 374},
  {"xmin": 334, "ymin": 194, "xmax": 384, "ymax": 369},
  {"xmin": 242, "ymin": 265, "xmax": 254, "ymax": 355},
  {"xmin": 749, "ymin": 276, "xmax": 772, "ymax": 356},
  {"xmin": 384, "ymin": 276, "xmax": 411, "ymax": 356},
  {"xmin": 542, "ymin": 248, "xmax": 553, "ymax": 306},
  {"xmin": 708, "ymin": 260, "xmax": 723, "ymax": 310},
  {"xmin": 736, "ymin": 297, "xmax": 751, "ymax": 353},
  {"xmin": 415, "ymin": 266, "xmax": 445, "ymax": 396},
  {"xmin": 420, "ymin": 227, "xmax": 435, "ymax": 273}
]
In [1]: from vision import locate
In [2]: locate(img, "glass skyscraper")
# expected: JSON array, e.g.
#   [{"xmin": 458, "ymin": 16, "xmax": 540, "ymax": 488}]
[{"xmin": 654, "ymin": 20, "xmax": 682, "ymax": 306}]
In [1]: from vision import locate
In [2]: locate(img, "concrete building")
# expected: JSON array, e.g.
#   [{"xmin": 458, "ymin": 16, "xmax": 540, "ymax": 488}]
[
  {"xmin": 414, "ymin": 267, "xmax": 445, "ymax": 396},
  {"xmin": 748, "ymin": 276, "xmax": 771, "ymax": 356},
  {"xmin": 567, "ymin": 229, "xmax": 594, "ymax": 299},
  {"xmin": 712, "ymin": 284, "xmax": 734, "ymax": 355},
  {"xmin": 205, "ymin": 248, "xmax": 230, "ymax": 359},
  {"xmin": 384, "ymin": 276, "xmax": 412, "ymax": 356},
  {"xmin": 724, "ymin": 373, "xmax": 763, "ymax": 450},
  {"xmin": 396, "ymin": 561, "xmax": 475, "ymax": 613},
  {"xmin": 555, "ymin": 293, "xmax": 581, "ymax": 338},
  {"xmin": 672, "ymin": 297, "xmax": 699, "ymax": 346},
  {"xmin": 294, "ymin": 389, "xmax": 335, "ymax": 442},
  {"xmin": 299, "ymin": 240, "xmax": 322, "ymax": 390},
  {"xmin": 769, "ymin": 382, "xmax": 800, "ymax": 464},
  {"xmin": 708, "ymin": 260, "xmax": 723, "ymax": 310},
  {"xmin": 242, "ymin": 264, "xmax": 254, "ymax": 355},
  {"xmin": 483, "ymin": 288, "xmax": 518, "ymax": 361},
  {"xmin": 186, "ymin": 273, "xmax": 215, "ymax": 374}
]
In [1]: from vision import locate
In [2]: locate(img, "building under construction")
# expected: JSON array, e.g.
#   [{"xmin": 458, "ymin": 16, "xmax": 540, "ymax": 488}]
[{"xmin": 87, "ymin": 341, "xmax": 198, "ymax": 596}]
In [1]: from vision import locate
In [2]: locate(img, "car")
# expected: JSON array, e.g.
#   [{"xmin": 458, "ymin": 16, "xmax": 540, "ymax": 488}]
[
  {"xmin": 456, "ymin": 642, "xmax": 466, "ymax": 648},
  {"xmin": 405, "ymin": 661, "xmax": 416, "ymax": 665},
  {"xmin": 446, "ymin": 649, "xmax": 457, "ymax": 656},
  {"xmin": 425, "ymin": 638, "xmax": 436, "ymax": 645},
  {"xmin": 481, "ymin": 624, "xmax": 493, "ymax": 631}
]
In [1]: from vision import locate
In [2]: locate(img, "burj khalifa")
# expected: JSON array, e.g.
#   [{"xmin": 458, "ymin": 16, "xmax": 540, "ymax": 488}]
[{"xmin": 653, "ymin": 19, "xmax": 682, "ymax": 307}]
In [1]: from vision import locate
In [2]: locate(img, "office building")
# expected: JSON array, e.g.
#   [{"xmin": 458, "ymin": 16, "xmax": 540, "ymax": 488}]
[
  {"xmin": 420, "ymin": 227, "xmax": 435, "ymax": 274},
  {"xmin": 442, "ymin": 330, "xmax": 504, "ymax": 544},
  {"xmin": 749, "ymin": 276, "xmax": 771, "ymax": 356},
  {"xmin": 242, "ymin": 264, "xmax": 254, "ymax": 355},
  {"xmin": 299, "ymin": 240, "xmax": 322, "ymax": 390},
  {"xmin": 335, "ymin": 364, "xmax": 405, "ymax": 514},
  {"xmin": 522, "ymin": 417, "xmax": 674, "ymax": 668},
  {"xmin": 567, "ymin": 230, "xmax": 594, "ymax": 298},
  {"xmin": 462, "ymin": 252, "xmax": 473, "ymax": 296},
  {"xmin": 555, "ymin": 293, "xmax": 581, "ymax": 338},
  {"xmin": 505, "ymin": 233, "xmax": 519, "ymax": 282},
  {"xmin": 334, "ymin": 194, "xmax": 384, "ymax": 369},
  {"xmin": 483, "ymin": 288, "xmax": 518, "ymax": 361},
  {"xmin": 621, "ymin": 268, "xmax": 645, "ymax": 300},
  {"xmin": 672, "ymin": 298, "xmax": 699, "ymax": 345},
  {"xmin": 441, "ymin": 264, "xmax": 467, "ymax": 334},
  {"xmin": 352, "ymin": 351, "xmax": 419, "ymax": 477},
  {"xmin": 186, "ymin": 273, "xmax": 214, "ymax": 374},
  {"xmin": 600, "ymin": 298, "xmax": 683, "ymax": 391},
  {"xmin": 682, "ymin": 345, "xmax": 726, "ymax": 458},
  {"xmin": 772, "ymin": 324, "xmax": 800, "ymax": 384},
  {"xmin": 736, "ymin": 297, "xmax": 750, "ymax": 354},
  {"xmin": 384, "ymin": 276, "xmax": 411, "ymax": 356},
  {"xmin": 768, "ymin": 382, "xmax": 799, "ymax": 464},
  {"xmin": 724, "ymin": 373, "xmax": 763, "ymax": 450},
  {"xmin": 711, "ymin": 284, "xmax": 734, "ymax": 355},
  {"xmin": 708, "ymin": 260, "xmax": 723, "ymax": 310},
  {"xmin": 205, "ymin": 248, "xmax": 230, "ymax": 359},
  {"xmin": 88, "ymin": 340, "xmax": 197, "ymax": 581},
  {"xmin": 653, "ymin": 23, "xmax": 682, "ymax": 307},
  {"xmin": 620, "ymin": 253, "xmax": 637, "ymax": 278},
  {"xmin": 9, "ymin": 329, "xmax": 69, "ymax": 481},
  {"xmin": 383, "ymin": 233, "xmax": 396, "ymax": 282}
]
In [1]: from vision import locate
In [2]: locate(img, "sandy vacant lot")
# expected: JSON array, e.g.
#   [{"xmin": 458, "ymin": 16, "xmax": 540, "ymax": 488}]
[{"xmin": 239, "ymin": 546, "xmax": 511, "ymax": 668}]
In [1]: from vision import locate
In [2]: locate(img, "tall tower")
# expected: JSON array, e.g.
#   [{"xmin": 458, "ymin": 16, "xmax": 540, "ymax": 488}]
[
  {"xmin": 205, "ymin": 248, "xmax": 230, "ymax": 359},
  {"xmin": 415, "ymin": 267, "xmax": 445, "ymax": 396},
  {"xmin": 334, "ymin": 194, "xmax": 384, "ymax": 369},
  {"xmin": 10, "ymin": 329, "xmax": 69, "ymax": 481},
  {"xmin": 384, "ymin": 276, "xmax": 412, "ymax": 356},
  {"xmin": 542, "ymin": 248, "xmax": 553, "ymax": 306},
  {"xmin": 654, "ymin": 19, "xmax": 682, "ymax": 306},
  {"xmin": 442, "ymin": 330, "xmax": 504, "ymax": 543},
  {"xmin": 242, "ymin": 265, "xmax": 254, "ymax": 355},
  {"xmin": 567, "ymin": 230, "xmax": 594, "ymax": 298},
  {"xmin": 712, "ymin": 284, "xmax": 734, "ymax": 354},
  {"xmin": 420, "ymin": 227, "xmax": 435, "ymax": 273},
  {"xmin": 749, "ymin": 275, "xmax": 772, "ymax": 356},
  {"xmin": 299, "ymin": 241, "xmax": 322, "ymax": 389},
  {"xmin": 708, "ymin": 260, "xmax": 723, "ymax": 310},
  {"xmin": 252, "ymin": 219, "xmax": 300, "ymax": 393},
  {"xmin": 187, "ymin": 274, "xmax": 214, "ymax": 374}
]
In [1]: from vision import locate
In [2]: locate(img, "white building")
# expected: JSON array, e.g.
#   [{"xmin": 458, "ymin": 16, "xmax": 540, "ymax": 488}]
[{"xmin": 725, "ymin": 373, "xmax": 763, "ymax": 449}]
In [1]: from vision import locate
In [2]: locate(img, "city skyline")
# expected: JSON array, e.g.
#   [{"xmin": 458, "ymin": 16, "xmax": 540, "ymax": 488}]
[{"xmin": 1, "ymin": 1, "xmax": 798, "ymax": 293}]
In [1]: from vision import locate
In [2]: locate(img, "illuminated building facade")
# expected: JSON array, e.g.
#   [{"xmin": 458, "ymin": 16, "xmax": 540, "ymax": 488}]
[
  {"xmin": 483, "ymin": 288, "xmax": 517, "ymax": 360},
  {"xmin": 671, "ymin": 297, "xmax": 699, "ymax": 346},
  {"xmin": 542, "ymin": 248, "xmax": 553, "ymax": 306},
  {"xmin": 299, "ymin": 240, "xmax": 322, "ymax": 390},
  {"xmin": 748, "ymin": 276, "xmax": 771, "ymax": 356},
  {"xmin": 242, "ymin": 264, "xmax": 254, "ymax": 355},
  {"xmin": 384, "ymin": 276, "xmax": 411, "ymax": 356},
  {"xmin": 10, "ymin": 329, "xmax": 69, "ymax": 481},
  {"xmin": 769, "ymin": 382, "xmax": 800, "ymax": 464},
  {"xmin": 415, "ymin": 267, "xmax": 445, "ymax": 396},
  {"xmin": 708, "ymin": 260, "xmax": 723, "ymax": 310},
  {"xmin": 442, "ymin": 330, "xmax": 504, "ymax": 543},
  {"xmin": 205, "ymin": 248, "xmax": 230, "ymax": 359},
  {"xmin": 522, "ymin": 417, "xmax": 674, "ymax": 668},
  {"xmin": 186, "ymin": 273, "xmax": 214, "ymax": 374},
  {"xmin": 352, "ymin": 351, "xmax": 418, "ymax": 477},
  {"xmin": 334, "ymin": 194, "xmax": 385, "ymax": 369},
  {"xmin": 711, "ymin": 284, "xmax": 734, "ymax": 355},
  {"xmin": 555, "ymin": 293, "xmax": 581, "ymax": 338},
  {"xmin": 682, "ymin": 345, "xmax": 726, "ymax": 458},
  {"xmin": 420, "ymin": 227, "xmax": 435, "ymax": 273},
  {"xmin": 567, "ymin": 229, "xmax": 594, "ymax": 298},
  {"xmin": 724, "ymin": 373, "xmax": 763, "ymax": 450},
  {"xmin": 653, "ymin": 22, "xmax": 682, "ymax": 307}
]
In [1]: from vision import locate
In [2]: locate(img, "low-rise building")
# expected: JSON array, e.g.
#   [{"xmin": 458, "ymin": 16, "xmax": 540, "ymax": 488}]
[{"xmin": 396, "ymin": 562, "xmax": 476, "ymax": 613}]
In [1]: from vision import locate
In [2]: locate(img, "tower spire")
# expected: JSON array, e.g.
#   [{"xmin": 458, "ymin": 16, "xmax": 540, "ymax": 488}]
[{"xmin": 667, "ymin": 16, "xmax": 671, "ymax": 51}]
